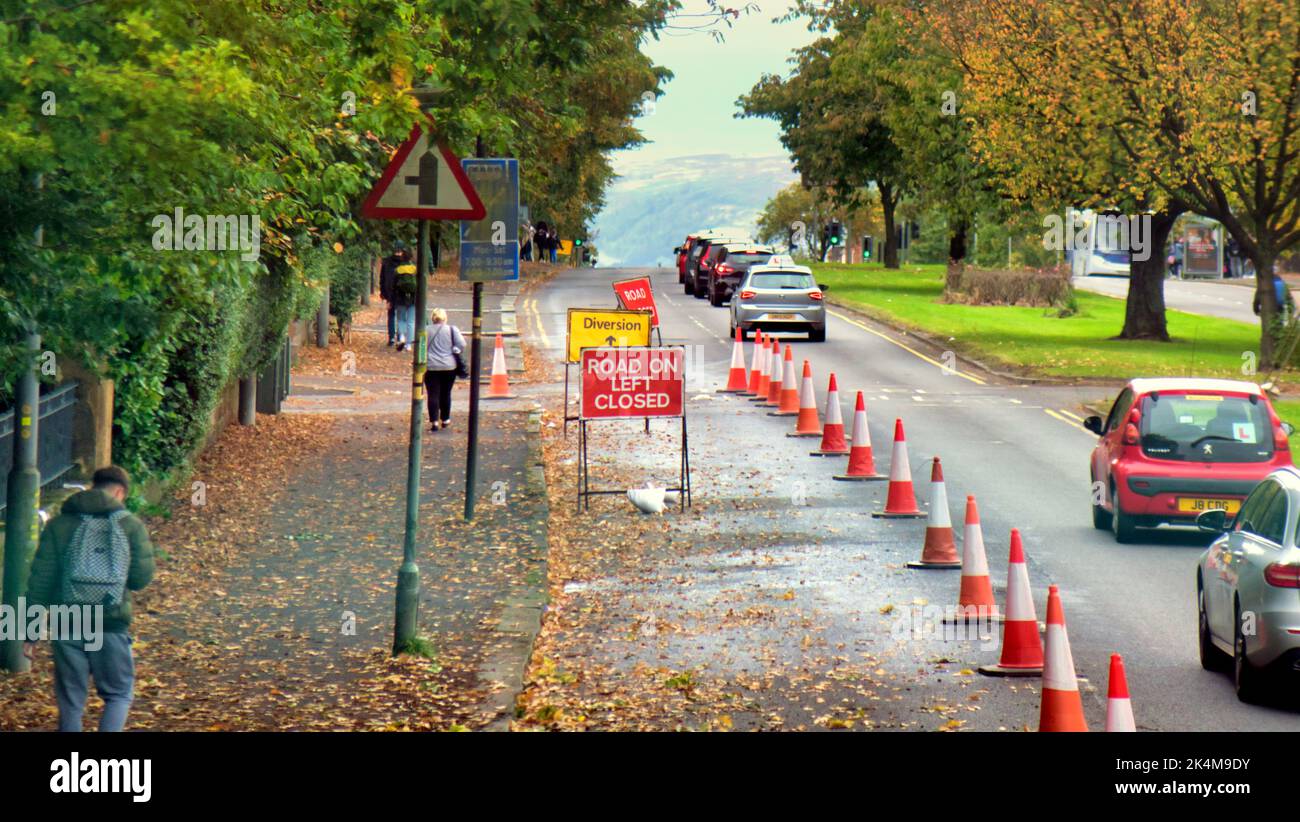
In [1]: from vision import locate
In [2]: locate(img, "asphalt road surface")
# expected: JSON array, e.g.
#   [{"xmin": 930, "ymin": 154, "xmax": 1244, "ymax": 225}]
[
  {"xmin": 1074, "ymin": 273, "xmax": 1258, "ymax": 325},
  {"xmin": 528, "ymin": 264, "xmax": 1300, "ymax": 731}
]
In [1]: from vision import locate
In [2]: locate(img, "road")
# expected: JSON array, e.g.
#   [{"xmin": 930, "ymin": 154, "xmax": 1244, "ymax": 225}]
[
  {"xmin": 1074, "ymin": 273, "xmax": 1258, "ymax": 325},
  {"xmin": 526, "ymin": 265, "xmax": 1300, "ymax": 731}
]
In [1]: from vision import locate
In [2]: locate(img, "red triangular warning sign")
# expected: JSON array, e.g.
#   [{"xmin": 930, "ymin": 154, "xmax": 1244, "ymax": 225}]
[{"xmin": 361, "ymin": 117, "xmax": 486, "ymax": 221}]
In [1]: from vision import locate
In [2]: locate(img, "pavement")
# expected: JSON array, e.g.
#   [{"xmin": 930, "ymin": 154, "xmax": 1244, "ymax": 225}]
[
  {"xmin": 1073, "ymin": 273, "xmax": 1260, "ymax": 324},
  {"xmin": 521, "ymin": 265, "xmax": 1300, "ymax": 731}
]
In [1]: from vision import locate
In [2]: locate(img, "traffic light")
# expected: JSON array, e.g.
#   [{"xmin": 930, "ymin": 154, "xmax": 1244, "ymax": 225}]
[
  {"xmin": 575, "ymin": 237, "xmax": 584, "ymax": 248},
  {"xmin": 862, "ymin": 235, "xmax": 873, "ymax": 261},
  {"xmin": 828, "ymin": 220, "xmax": 843, "ymax": 246}
]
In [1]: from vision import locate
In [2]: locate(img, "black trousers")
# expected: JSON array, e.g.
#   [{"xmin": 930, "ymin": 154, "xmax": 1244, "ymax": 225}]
[{"xmin": 424, "ymin": 369, "xmax": 456, "ymax": 424}]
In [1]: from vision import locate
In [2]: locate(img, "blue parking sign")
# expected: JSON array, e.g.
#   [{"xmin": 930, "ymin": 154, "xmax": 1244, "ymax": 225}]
[{"xmin": 459, "ymin": 158, "xmax": 519, "ymax": 282}]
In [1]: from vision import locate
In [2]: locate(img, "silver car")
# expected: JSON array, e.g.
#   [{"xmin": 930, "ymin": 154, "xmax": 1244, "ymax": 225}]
[
  {"xmin": 1196, "ymin": 467, "xmax": 1300, "ymax": 702},
  {"xmin": 728, "ymin": 257, "xmax": 827, "ymax": 342}
]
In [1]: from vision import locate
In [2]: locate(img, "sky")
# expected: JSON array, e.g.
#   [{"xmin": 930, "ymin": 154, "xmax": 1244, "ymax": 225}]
[{"xmin": 613, "ymin": 2, "xmax": 820, "ymax": 172}]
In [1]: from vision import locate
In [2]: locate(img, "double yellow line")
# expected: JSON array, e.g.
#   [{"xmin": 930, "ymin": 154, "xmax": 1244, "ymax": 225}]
[
  {"xmin": 523, "ymin": 297, "xmax": 551, "ymax": 349},
  {"xmin": 1044, "ymin": 407, "xmax": 1090, "ymax": 433},
  {"xmin": 826, "ymin": 309, "xmax": 987, "ymax": 386}
]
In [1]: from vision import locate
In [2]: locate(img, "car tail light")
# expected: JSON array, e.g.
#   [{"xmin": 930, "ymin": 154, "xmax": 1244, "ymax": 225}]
[
  {"xmin": 1123, "ymin": 422, "xmax": 1139, "ymax": 445},
  {"xmin": 809, "ymin": 291, "xmax": 823, "ymax": 300},
  {"xmin": 716, "ymin": 264, "xmax": 735, "ymax": 276},
  {"xmin": 740, "ymin": 290, "xmax": 756, "ymax": 299},
  {"xmin": 1275, "ymin": 424, "xmax": 1289, "ymax": 450},
  {"xmin": 1264, "ymin": 562, "xmax": 1300, "ymax": 588}
]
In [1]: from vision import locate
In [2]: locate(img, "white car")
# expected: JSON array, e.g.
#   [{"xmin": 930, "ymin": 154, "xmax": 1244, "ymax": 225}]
[{"xmin": 728, "ymin": 257, "xmax": 828, "ymax": 341}]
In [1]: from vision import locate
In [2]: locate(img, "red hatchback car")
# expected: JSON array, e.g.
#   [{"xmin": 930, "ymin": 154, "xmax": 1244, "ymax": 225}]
[{"xmin": 1085, "ymin": 378, "xmax": 1294, "ymax": 543}]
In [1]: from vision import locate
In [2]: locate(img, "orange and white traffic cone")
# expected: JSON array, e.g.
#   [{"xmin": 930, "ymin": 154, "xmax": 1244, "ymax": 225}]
[
  {"xmin": 770, "ymin": 345, "xmax": 799, "ymax": 416},
  {"xmin": 744, "ymin": 330, "xmax": 765, "ymax": 396},
  {"xmin": 787, "ymin": 361, "xmax": 822, "ymax": 437},
  {"xmin": 833, "ymin": 392, "xmax": 886, "ymax": 480},
  {"xmin": 810, "ymin": 373, "xmax": 849, "ymax": 455},
  {"xmin": 943, "ymin": 495, "xmax": 1002, "ymax": 623},
  {"xmin": 485, "ymin": 333, "xmax": 515, "ymax": 399},
  {"xmin": 906, "ymin": 457, "xmax": 961, "ymax": 569},
  {"xmin": 760, "ymin": 339, "xmax": 783, "ymax": 407},
  {"xmin": 719, "ymin": 327, "xmax": 749, "ymax": 393},
  {"xmin": 750, "ymin": 336, "xmax": 773, "ymax": 402},
  {"xmin": 1040, "ymin": 584, "xmax": 1089, "ymax": 732},
  {"xmin": 1105, "ymin": 653, "xmax": 1135, "ymax": 732},
  {"xmin": 980, "ymin": 528, "xmax": 1043, "ymax": 674},
  {"xmin": 871, "ymin": 419, "xmax": 925, "ymax": 518}
]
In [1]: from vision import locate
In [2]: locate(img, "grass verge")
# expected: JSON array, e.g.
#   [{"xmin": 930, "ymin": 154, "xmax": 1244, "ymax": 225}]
[{"xmin": 812, "ymin": 262, "xmax": 1264, "ymax": 380}]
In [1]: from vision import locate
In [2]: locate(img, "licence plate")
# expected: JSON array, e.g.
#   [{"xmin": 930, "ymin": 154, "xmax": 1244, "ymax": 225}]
[
  {"xmin": 766, "ymin": 313, "xmax": 797, "ymax": 320},
  {"xmin": 1177, "ymin": 497, "xmax": 1240, "ymax": 514}
]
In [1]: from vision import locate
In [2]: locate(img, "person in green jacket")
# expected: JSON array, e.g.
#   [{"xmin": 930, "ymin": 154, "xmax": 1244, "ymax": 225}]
[{"xmin": 24, "ymin": 465, "xmax": 155, "ymax": 731}]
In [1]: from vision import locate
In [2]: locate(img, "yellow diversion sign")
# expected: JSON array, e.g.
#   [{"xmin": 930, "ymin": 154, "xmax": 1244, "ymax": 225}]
[{"xmin": 566, "ymin": 308, "xmax": 653, "ymax": 363}]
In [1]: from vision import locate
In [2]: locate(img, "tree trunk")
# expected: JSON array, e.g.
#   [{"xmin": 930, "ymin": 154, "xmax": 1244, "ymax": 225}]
[
  {"xmin": 1255, "ymin": 251, "xmax": 1280, "ymax": 370},
  {"xmin": 880, "ymin": 182, "xmax": 899, "ymax": 269},
  {"xmin": 945, "ymin": 219, "xmax": 968, "ymax": 294},
  {"xmin": 1117, "ymin": 209, "xmax": 1180, "ymax": 341}
]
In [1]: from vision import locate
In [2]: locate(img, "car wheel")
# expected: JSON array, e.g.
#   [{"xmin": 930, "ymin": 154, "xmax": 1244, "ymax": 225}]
[
  {"xmin": 1198, "ymin": 581, "xmax": 1230, "ymax": 672},
  {"xmin": 808, "ymin": 326, "xmax": 826, "ymax": 342},
  {"xmin": 1111, "ymin": 486, "xmax": 1136, "ymax": 543},
  {"xmin": 694, "ymin": 280, "xmax": 707, "ymax": 299},
  {"xmin": 1234, "ymin": 602, "xmax": 1267, "ymax": 703},
  {"xmin": 684, "ymin": 277, "xmax": 694, "ymax": 295},
  {"xmin": 709, "ymin": 286, "xmax": 723, "ymax": 307}
]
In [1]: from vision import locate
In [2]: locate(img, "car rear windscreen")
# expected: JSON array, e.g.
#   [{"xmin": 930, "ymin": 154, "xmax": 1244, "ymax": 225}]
[
  {"xmin": 750, "ymin": 272, "xmax": 815, "ymax": 289},
  {"xmin": 1139, "ymin": 393, "xmax": 1275, "ymax": 462},
  {"xmin": 726, "ymin": 252, "xmax": 773, "ymax": 267}
]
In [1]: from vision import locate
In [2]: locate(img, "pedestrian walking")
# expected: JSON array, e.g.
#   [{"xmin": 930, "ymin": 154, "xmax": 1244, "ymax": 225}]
[
  {"xmin": 423, "ymin": 307, "xmax": 468, "ymax": 431},
  {"xmin": 379, "ymin": 241, "xmax": 411, "ymax": 346},
  {"xmin": 1253, "ymin": 269, "xmax": 1296, "ymax": 319},
  {"xmin": 23, "ymin": 465, "xmax": 156, "ymax": 732},
  {"xmin": 392, "ymin": 259, "xmax": 418, "ymax": 351}
]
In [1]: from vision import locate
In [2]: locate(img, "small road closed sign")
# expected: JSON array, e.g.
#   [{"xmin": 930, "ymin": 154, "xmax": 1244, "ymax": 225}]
[
  {"xmin": 566, "ymin": 307, "xmax": 653, "ymax": 363},
  {"xmin": 612, "ymin": 276, "xmax": 660, "ymax": 327},
  {"xmin": 580, "ymin": 346, "xmax": 685, "ymax": 419}
]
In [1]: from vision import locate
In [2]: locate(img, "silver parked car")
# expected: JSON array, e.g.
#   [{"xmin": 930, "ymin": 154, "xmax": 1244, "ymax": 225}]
[
  {"xmin": 1196, "ymin": 467, "xmax": 1300, "ymax": 702},
  {"xmin": 728, "ymin": 256, "xmax": 827, "ymax": 342}
]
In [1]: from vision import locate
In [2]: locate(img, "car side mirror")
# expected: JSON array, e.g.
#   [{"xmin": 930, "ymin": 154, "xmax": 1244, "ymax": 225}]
[
  {"xmin": 818, "ymin": 283, "xmax": 830, "ymax": 292},
  {"xmin": 1283, "ymin": 421, "xmax": 1295, "ymax": 436},
  {"xmin": 1083, "ymin": 415, "xmax": 1104, "ymax": 435},
  {"xmin": 673, "ymin": 247, "xmax": 682, "ymax": 254},
  {"xmin": 1196, "ymin": 508, "xmax": 1229, "ymax": 533}
]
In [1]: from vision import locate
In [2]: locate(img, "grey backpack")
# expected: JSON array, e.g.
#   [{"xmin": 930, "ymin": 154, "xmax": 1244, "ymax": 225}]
[{"xmin": 61, "ymin": 510, "xmax": 131, "ymax": 607}]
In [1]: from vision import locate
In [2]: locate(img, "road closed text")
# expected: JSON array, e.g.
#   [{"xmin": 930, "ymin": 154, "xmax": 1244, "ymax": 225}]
[{"xmin": 580, "ymin": 347, "xmax": 684, "ymax": 419}]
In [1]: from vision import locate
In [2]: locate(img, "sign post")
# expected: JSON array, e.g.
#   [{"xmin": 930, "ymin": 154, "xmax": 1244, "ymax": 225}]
[
  {"xmin": 576, "ymin": 346, "xmax": 691, "ymax": 512},
  {"xmin": 459, "ymin": 153, "xmax": 520, "ymax": 520},
  {"xmin": 361, "ymin": 114, "xmax": 484, "ymax": 654}
]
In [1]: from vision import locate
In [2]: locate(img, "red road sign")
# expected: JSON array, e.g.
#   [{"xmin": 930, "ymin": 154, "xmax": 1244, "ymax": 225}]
[
  {"xmin": 612, "ymin": 276, "xmax": 660, "ymax": 327},
  {"xmin": 580, "ymin": 346, "xmax": 684, "ymax": 419},
  {"xmin": 361, "ymin": 116, "xmax": 486, "ymax": 221}
]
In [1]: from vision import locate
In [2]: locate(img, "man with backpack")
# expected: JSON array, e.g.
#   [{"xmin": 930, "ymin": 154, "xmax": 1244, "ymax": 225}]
[
  {"xmin": 379, "ymin": 241, "xmax": 411, "ymax": 346},
  {"xmin": 24, "ymin": 465, "xmax": 155, "ymax": 732}
]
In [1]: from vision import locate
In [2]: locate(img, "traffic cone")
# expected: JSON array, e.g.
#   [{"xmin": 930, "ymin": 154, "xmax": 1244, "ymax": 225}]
[
  {"xmin": 980, "ymin": 529, "xmax": 1043, "ymax": 674},
  {"xmin": 871, "ymin": 419, "xmax": 925, "ymax": 518},
  {"xmin": 1039, "ymin": 584, "xmax": 1089, "ymax": 732},
  {"xmin": 786, "ymin": 361, "xmax": 821, "ymax": 436},
  {"xmin": 1105, "ymin": 654, "xmax": 1135, "ymax": 732},
  {"xmin": 485, "ymin": 333, "xmax": 515, "ymax": 399},
  {"xmin": 719, "ymin": 327, "xmax": 749, "ymax": 393},
  {"xmin": 769, "ymin": 345, "xmax": 799, "ymax": 416},
  {"xmin": 744, "ymin": 330, "xmax": 765, "ymax": 396},
  {"xmin": 810, "ymin": 373, "xmax": 849, "ymax": 455},
  {"xmin": 750, "ymin": 335, "xmax": 772, "ymax": 402},
  {"xmin": 760, "ymin": 339, "xmax": 783, "ymax": 407},
  {"xmin": 906, "ymin": 457, "xmax": 960, "ymax": 569},
  {"xmin": 833, "ymin": 392, "xmax": 886, "ymax": 480},
  {"xmin": 943, "ymin": 495, "xmax": 1002, "ymax": 623}
]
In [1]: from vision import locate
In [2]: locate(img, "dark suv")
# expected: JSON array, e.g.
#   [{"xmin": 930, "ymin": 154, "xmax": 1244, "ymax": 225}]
[
  {"xmin": 706, "ymin": 244, "xmax": 776, "ymax": 306},
  {"xmin": 688, "ymin": 236, "xmax": 748, "ymax": 296}
]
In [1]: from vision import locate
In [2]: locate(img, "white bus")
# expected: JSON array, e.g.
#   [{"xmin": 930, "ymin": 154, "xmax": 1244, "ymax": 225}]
[{"xmin": 1066, "ymin": 208, "xmax": 1132, "ymax": 277}]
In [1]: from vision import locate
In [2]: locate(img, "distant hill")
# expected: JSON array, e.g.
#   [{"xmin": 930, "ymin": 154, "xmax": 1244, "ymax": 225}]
[{"xmin": 591, "ymin": 153, "xmax": 797, "ymax": 268}]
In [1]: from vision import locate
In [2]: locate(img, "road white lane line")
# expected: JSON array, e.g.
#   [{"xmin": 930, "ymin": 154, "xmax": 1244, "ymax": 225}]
[{"xmin": 827, "ymin": 309, "xmax": 987, "ymax": 385}]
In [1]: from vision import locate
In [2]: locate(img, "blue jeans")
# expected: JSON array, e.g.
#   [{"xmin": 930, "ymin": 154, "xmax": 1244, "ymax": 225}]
[
  {"xmin": 386, "ymin": 303, "xmax": 396, "ymax": 343},
  {"xmin": 53, "ymin": 632, "xmax": 134, "ymax": 732},
  {"xmin": 397, "ymin": 304, "xmax": 415, "ymax": 344}
]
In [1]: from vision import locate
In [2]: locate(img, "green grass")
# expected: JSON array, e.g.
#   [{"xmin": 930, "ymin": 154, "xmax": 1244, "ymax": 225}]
[
  {"xmin": 811, "ymin": 262, "xmax": 1264, "ymax": 379},
  {"xmin": 1271, "ymin": 400, "xmax": 1300, "ymax": 463}
]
